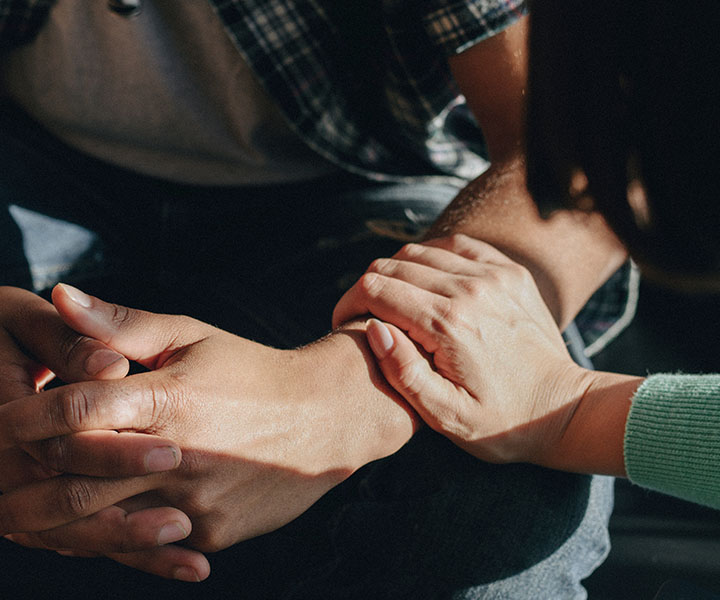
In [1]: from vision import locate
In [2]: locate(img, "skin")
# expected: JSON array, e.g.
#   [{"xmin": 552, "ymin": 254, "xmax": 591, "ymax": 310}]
[
  {"xmin": 334, "ymin": 234, "xmax": 645, "ymax": 477},
  {"xmin": 0, "ymin": 15, "xmax": 626, "ymax": 581},
  {"xmin": 0, "ymin": 284, "xmax": 416, "ymax": 580},
  {"xmin": 0, "ymin": 286, "xmax": 202, "ymax": 579}
]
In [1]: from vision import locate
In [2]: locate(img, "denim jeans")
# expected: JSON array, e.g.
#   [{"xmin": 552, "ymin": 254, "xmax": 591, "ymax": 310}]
[{"xmin": 0, "ymin": 102, "xmax": 613, "ymax": 599}]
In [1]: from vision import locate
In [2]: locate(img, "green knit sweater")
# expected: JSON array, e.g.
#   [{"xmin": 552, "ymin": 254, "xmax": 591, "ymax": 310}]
[{"xmin": 624, "ymin": 374, "xmax": 720, "ymax": 508}]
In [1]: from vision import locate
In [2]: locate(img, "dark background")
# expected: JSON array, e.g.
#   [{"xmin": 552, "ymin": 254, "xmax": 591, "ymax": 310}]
[{"xmin": 584, "ymin": 278, "xmax": 720, "ymax": 599}]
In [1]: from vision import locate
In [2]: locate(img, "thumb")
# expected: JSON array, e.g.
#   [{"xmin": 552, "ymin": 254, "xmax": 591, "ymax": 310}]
[
  {"xmin": 365, "ymin": 319, "xmax": 459, "ymax": 433},
  {"xmin": 51, "ymin": 284, "xmax": 212, "ymax": 369}
]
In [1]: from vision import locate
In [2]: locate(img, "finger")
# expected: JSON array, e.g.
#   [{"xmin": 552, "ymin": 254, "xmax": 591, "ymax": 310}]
[
  {"xmin": 24, "ymin": 430, "xmax": 181, "ymax": 477},
  {"xmin": 7, "ymin": 505, "xmax": 191, "ymax": 554},
  {"xmin": 331, "ymin": 238, "xmax": 511, "ymax": 330},
  {"xmin": 365, "ymin": 319, "xmax": 462, "ymax": 434},
  {"xmin": 363, "ymin": 258, "xmax": 464, "ymax": 296},
  {"xmin": 0, "ymin": 328, "xmax": 54, "ymax": 403},
  {"xmin": 333, "ymin": 274, "xmax": 451, "ymax": 352},
  {"xmin": 422, "ymin": 233, "xmax": 516, "ymax": 264},
  {"xmin": 4, "ymin": 535, "xmax": 210, "ymax": 582},
  {"xmin": 3, "ymin": 533, "xmax": 100, "ymax": 556},
  {"xmin": 0, "ymin": 372, "xmax": 167, "ymax": 449},
  {"xmin": 0, "ymin": 447, "xmax": 57, "ymax": 490},
  {"xmin": 0, "ymin": 471, "xmax": 161, "ymax": 535},
  {"xmin": 52, "ymin": 284, "xmax": 211, "ymax": 370},
  {"xmin": 55, "ymin": 549, "xmax": 101, "ymax": 558},
  {"xmin": 107, "ymin": 545, "xmax": 211, "ymax": 582},
  {"xmin": 387, "ymin": 240, "xmax": 502, "ymax": 276},
  {"xmin": 0, "ymin": 286, "xmax": 129, "ymax": 383}
]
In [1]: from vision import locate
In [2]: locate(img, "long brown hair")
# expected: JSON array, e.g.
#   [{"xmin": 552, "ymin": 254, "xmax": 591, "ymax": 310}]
[{"xmin": 526, "ymin": 1, "xmax": 720, "ymax": 277}]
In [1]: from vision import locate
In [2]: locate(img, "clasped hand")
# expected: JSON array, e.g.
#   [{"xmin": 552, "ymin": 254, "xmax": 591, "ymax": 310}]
[{"xmin": 0, "ymin": 285, "xmax": 410, "ymax": 580}]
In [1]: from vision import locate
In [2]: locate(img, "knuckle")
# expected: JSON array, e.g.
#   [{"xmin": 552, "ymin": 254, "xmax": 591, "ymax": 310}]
[
  {"xmin": 191, "ymin": 524, "xmax": 230, "ymax": 554},
  {"xmin": 494, "ymin": 263, "xmax": 528, "ymax": 294},
  {"xmin": 396, "ymin": 242, "xmax": 424, "ymax": 260},
  {"xmin": 367, "ymin": 258, "xmax": 389, "ymax": 274},
  {"xmin": 449, "ymin": 232, "xmax": 471, "ymax": 245},
  {"xmin": 91, "ymin": 507, "xmax": 135, "ymax": 553},
  {"xmin": 177, "ymin": 449, "xmax": 204, "ymax": 478},
  {"xmin": 445, "ymin": 233, "xmax": 487, "ymax": 260},
  {"xmin": 434, "ymin": 402, "xmax": 465, "ymax": 438},
  {"xmin": 57, "ymin": 478, "xmax": 95, "ymax": 518},
  {"xmin": 144, "ymin": 376, "xmax": 183, "ymax": 433},
  {"xmin": 33, "ymin": 528, "xmax": 64, "ymax": 551},
  {"xmin": 110, "ymin": 513, "xmax": 137, "ymax": 553},
  {"xmin": 167, "ymin": 314, "xmax": 196, "ymax": 341},
  {"xmin": 432, "ymin": 298, "xmax": 459, "ymax": 331},
  {"xmin": 158, "ymin": 316, "xmax": 210, "ymax": 361},
  {"xmin": 109, "ymin": 303, "xmax": 132, "ymax": 329},
  {"xmin": 457, "ymin": 277, "xmax": 485, "ymax": 298},
  {"xmin": 37, "ymin": 437, "xmax": 72, "ymax": 472},
  {"xmin": 175, "ymin": 314, "xmax": 207, "ymax": 338},
  {"xmin": 481, "ymin": 268, "xmax": 503, "ymax": 288},
  {"xmin": 367, "ymin": 257, "xmax": 401, "ymax": 278},
  {"xmin": 177, "ymin": 486, "xmax": 213, "ymax": 517},
  {"xmin": 59, "ymin": 332, "xmax": 94, "ymax": 371},
  {"xmin": 446, "ymin": 233, "xmax": 472, "ymax": 252},
  {"xmin": 511, "ymin": 262, "xmax": 534, "ymax": 285},
  {"xmin": 394, "ymin": 358, "xmax": 424, "ymax": 400},
  {"xmin": 357, "ymin": 272, "xmax": 384, "ymax": 299},
  {"xmin": 54, "ymin": 386, "xmax": 95, "ymax": 433}
]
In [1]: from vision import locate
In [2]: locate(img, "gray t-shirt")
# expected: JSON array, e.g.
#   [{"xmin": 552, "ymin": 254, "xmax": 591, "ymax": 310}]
[{"xmin": 1, "ymin": 0, "xmax": 337, "ymax": 185}]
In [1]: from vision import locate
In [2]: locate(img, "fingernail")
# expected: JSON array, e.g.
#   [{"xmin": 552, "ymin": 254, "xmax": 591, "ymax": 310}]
[
  {"xmin": 173, "ymin": 566, "xmax": 200, "ymax": 582},
  {"xmin": 84, "ymin": 348, "xmax": 125, "ymax": 376},
  {"xmin": 60, "ymin": 283, "xmax": 93, "ymax": 308},
  {"xmin": 145, "ymin": 446, "xmax": 180, "ymax": 473},
  {"xmin": 157, "ymin": 522, "xmax": 189, "ymax": 545},
  {"xmin": 366, "ymin": 319, "xmax": 394, "ymax": 359}
]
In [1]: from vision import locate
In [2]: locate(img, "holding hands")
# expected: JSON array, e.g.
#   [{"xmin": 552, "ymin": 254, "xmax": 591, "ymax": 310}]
[
  {"xmin": 333, "ymin": 234, "xmax": 599, "ymax": 467},
  {"xmin": 0, "ymin": 232, "xmax": 634, "ymax": 581}
]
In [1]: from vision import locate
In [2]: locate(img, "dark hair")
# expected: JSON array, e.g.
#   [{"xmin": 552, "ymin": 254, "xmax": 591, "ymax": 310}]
[{"xmin": 526, "ymin": 1, "xmax": 720, "ymax": 277}]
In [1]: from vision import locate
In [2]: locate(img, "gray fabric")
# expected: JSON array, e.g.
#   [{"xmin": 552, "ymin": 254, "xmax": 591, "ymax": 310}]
[{"xmin": 1, "ymin": 0, "xmax": 336, "ymax": 185}]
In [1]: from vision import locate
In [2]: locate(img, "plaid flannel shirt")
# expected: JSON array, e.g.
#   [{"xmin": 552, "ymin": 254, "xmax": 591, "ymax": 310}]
[
  {"xmin": 0, "ymin": 0, "xmax": 634, "ymax": 351},
  {"xmin": 0, "ymin": 0, "xmax": 526, "ymax": 183}
]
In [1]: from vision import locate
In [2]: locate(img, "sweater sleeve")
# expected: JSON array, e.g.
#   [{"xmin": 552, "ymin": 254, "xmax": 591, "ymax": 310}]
[{"xmin": 624, "ymin": 373, "xmax": 720, "ymax": 509}]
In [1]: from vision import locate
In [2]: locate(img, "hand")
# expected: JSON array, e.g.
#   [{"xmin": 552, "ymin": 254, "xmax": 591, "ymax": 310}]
[
  {"xmin": 0, "ymin": 286, "xmax": 205, "ymax": 581},
  {"xmin": 0, "ymin": 284, "xmax": 414, "ymax": 558},
  {"xmin": 332, "ymin": 234, "xmax": 595, "ymax": 465}
]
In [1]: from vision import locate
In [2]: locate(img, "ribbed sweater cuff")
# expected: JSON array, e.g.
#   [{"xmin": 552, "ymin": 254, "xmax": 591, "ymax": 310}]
[{"xmin": 624, "ymin": 374, "xmax": 720, "ymax": 509}]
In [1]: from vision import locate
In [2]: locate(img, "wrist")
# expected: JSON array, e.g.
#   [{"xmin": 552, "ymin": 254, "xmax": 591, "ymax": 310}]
[
  {"xmin": 538, "ymin": 369, "xmax": 644, "ymax": 476},
  {"xmin": 290, "ymin": 323, "xmax": 418, "ymax": 472}
]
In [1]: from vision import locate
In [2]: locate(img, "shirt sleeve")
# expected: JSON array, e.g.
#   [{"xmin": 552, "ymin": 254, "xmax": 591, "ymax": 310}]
[
  {"xmin": 624, "ymin": 373, "xmax": 720, "ymax": 509},
  {"xmin": 420, "ymin": 0, "xmax": 528, "ymax": 57}
]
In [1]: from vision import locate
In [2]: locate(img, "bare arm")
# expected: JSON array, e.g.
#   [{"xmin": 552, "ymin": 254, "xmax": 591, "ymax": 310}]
[
  {"xmin": 436, "ymin": 17, "xmax": 627, "ymax": 328},
  {"xmin": 0, "ymin": 286, "xmax": 416, "ymax": 564},
  {"xmin": 335, "ymin": 235, "xmax": 644, "ymax": 477},
  {"xmin": 544, "ymin": 370, "xmax": 642, "ymax": 477}
]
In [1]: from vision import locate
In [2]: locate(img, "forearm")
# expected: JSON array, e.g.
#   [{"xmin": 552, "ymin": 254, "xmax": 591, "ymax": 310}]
[
  {"xmin": 537, "ymin": 369, "xmax": 644, "ymax": 477},
  {"xmin": 426, "ymin": 159, "xmax": 628, "ymax": 329}
]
